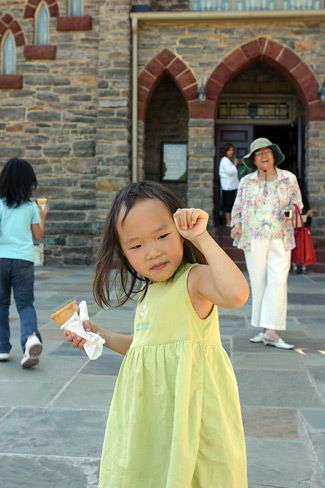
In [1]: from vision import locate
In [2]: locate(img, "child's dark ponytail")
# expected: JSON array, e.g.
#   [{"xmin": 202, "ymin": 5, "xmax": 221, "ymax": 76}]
[{"xmin": 0, "ymin": 158, "xmax": 38, "ymax": 207}]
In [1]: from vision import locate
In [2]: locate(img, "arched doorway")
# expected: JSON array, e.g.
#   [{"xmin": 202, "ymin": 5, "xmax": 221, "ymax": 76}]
[
  {"xmin": 144, "ymin": 75, "xmax": 189, "ymax": 205},
  {"xmin": 214, "ymin": 62, "xmax": 306, "ymax": 226}
]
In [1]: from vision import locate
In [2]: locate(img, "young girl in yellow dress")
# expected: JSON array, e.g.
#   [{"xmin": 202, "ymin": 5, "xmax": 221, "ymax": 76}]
[{"xmin": 65, "ymin": 181, "xmax": 249, "ymax": 487}]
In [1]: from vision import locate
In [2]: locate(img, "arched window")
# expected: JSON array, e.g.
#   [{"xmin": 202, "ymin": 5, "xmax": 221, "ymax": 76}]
[
  {"xmin": 71, "ymin": 0, "xmax": 83, "ymax": 16},
  {"xmin": 36, "ymin": 4, "xmax": 49, "ymax": 45},
  {"xmin": 3, "ymin": 32, "xmax": 15, "ymax": 74}
]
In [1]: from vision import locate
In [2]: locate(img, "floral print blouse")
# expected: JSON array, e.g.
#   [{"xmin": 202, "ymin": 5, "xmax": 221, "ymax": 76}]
[{"xmin": 231, "ymin": 168, "xmax": 303, "ymax": 251}]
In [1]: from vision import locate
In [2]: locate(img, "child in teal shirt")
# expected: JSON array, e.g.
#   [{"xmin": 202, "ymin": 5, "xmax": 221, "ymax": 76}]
[{"xmin": 0, "ymin": 158, "xmax": 48, "ymax": 367}]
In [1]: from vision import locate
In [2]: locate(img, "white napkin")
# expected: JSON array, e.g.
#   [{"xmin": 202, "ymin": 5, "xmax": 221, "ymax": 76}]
[{"xmin": 60, "ymin": 300, "xmax": 105, "ymax": 360}]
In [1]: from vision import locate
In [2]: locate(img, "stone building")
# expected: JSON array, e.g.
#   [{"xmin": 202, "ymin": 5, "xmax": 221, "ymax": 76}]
[{"xmin": 0, "ymin": 0, "xmax": 324, "ymax": 265}]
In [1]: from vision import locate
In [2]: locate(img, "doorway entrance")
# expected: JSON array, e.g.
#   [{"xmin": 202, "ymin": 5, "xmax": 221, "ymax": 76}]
[
  {"xmin": 214, "ymin": 124, "xmax": 253, "ymax": 226},
  {"xmin": 214, "ymin": 121, "xmax": 305, "ymax": 226}
]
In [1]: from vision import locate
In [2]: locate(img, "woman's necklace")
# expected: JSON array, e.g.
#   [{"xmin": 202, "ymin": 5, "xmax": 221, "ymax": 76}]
[{"xmin": 259, "ymin": 170, "xmax": 277, "ymax": 197}]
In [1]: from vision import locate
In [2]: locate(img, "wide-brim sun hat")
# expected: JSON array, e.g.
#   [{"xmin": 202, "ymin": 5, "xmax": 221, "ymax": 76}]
[{"xmin": 242, "ymin": 137, "xmax": 285, "ymax": 171}]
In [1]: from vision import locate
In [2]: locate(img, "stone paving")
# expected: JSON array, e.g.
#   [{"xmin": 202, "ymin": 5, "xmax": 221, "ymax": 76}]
[{"xmin": 0, "ymin": 266, "xmax": 324, "ymax": 488}]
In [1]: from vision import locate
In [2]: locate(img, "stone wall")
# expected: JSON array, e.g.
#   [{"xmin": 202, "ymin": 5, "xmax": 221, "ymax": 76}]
[
  {"xmin": 136, "ymin": 18, "xmax": 325, "ymax": 82},
  {"xmin": 0, "ymin": 2, "xmax": 324, "ymax": 269},
  {"xmin": 305, "ymin": 121, "xmax": 325, "ymax": 234},
  {"xmin": 188, "ymin": 119, "xmax": 215, "ymax": 231},
  {"xmin": 136, "ymin": 16, "xmax": 325, "ymax": 234},
  {"xmin": 0, "ymin": 0, "xmax": 132, "ymax": 264},
  {"xmin": 0, "ymin": 0, "xmax": 101, "ymax": 264},
  {"xmin": 96, "ymin": 0, "xmax": 131, "ymax": 222}
]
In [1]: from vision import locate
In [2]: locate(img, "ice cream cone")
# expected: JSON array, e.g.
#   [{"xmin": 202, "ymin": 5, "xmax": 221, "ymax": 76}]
[{"xmin": 37, "ymin": 198, "xmax": 47, "ymax": 210}]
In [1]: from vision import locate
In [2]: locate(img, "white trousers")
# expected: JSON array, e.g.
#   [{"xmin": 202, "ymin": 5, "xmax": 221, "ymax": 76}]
[{"xmin": 244, "ymin": 239, "xmax": 291, "ymax": 331}]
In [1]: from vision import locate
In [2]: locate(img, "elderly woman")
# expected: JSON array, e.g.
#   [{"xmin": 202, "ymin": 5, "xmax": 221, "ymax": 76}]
[{"xmin": 231, "ymin": 138, "xmax": 302, "ymax": 350}]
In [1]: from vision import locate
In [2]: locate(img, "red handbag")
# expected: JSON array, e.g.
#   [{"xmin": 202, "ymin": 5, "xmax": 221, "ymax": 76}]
[{"xmin": 291, "ymin": 204, "xmax": 316, "ymax": 266}]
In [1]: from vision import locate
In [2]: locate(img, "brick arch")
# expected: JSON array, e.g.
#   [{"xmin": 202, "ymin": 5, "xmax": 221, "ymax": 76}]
[
  {"xmin": 138, "ymin": 48, "xmax": 201, "ymax": 121},
  {"xmin": 206, "ymin": 37, "xmax": 325, "ymax": 123},
  {"xmin": 24, "ymin": 0, "xmax": 60, "ymax": 19},
  {"xmin": 0, "ymin": 15, "xmax": 25, "ymax": 47}
]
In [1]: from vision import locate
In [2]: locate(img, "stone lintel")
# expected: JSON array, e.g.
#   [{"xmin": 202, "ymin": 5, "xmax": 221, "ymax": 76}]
[
  {"xmin": 24, "ymin": 45, "xmax": 57, "ymax": 60},
  {"xmin": 57, "ymin": 16, "xmax": 92, "ymax": 31},
  {"xmin": 0, "ymin": 75, "xmax": 23, "ymax": 90}
]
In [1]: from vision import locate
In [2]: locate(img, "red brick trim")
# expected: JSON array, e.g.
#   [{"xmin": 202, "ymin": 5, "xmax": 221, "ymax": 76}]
[
  {"xmin": 0, "ymin": 16, "xmax": 25, "ymax": 46},
  {"xmin": 156, "ymin": 49, "xmax": 176, "ymax": 68},
  {"xmin": 57, "ymin": 16, "xmax": 92, "ymax": 31},
  {"xmin": 176, "ymin": 69, "xmax": 196, "ymax": 91},
  {"xmin": 168, "ymin": 58, "xmax": 187, "ymax": 79},
  {"xmin": 188, "ymin": 99, "xmax": 215, "ymax": 119},
  {"xmin": 206, "ymin": 37, "xmax": 325, "ymax": 122},
  {"xmin": 182, "ymin": 84, "xmax": 199, "ymax": 102},
  {"xmin": 2, "ymin": 14, "xmax": 13, "ymax": 25},
  {"xmin": 0, "ymin": 75, "xmax": 23, "ymax": 89},
  {"xmin": 14, "ymin": 33, "xmax": 25, "ymax": 47},
  {"xmin": 9, "ymin": 21, "xmax": 21, "ymax": 35},
  {"xmin": 306, "ymin": 100, "xmax": 325, "ymax": 122},
  {"xmin": 138, "ymin": 48, "xmax": 205, "ymax": 121},
  {"xmin": 210, "ymin": 62, "xmax": 234, "ymax": 86},
  {"xmin": 24, "ymin": 45, "xmax": 57, "ymax": 60},
  {"xmin": 24, "ymin": 0, "xmax": 60, "ymax": 19}
]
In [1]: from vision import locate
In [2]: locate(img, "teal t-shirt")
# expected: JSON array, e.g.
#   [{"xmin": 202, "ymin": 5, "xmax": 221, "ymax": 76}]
[{"xmin": 0, "ymin": 198, "xmax": 40, "ymax": 262}]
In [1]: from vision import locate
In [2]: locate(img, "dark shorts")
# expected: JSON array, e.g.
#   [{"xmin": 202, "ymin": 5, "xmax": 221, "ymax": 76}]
[{"xmin": 222, "ymin": 189, "xmax": 237, "ymax": 212}]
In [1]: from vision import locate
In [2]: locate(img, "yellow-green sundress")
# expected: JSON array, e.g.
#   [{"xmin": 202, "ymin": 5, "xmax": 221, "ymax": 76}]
[{"xmin": 99, "ymin": 263, "xmax": 247, "ymax": 488}]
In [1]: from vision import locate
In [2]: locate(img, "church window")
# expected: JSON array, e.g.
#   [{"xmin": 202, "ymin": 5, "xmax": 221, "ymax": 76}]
[
  {"xmin": 70, "ymin": 0, "xmax": 83, "ymax": 16},
  {"xmin": 36, "ymin": 4, "xmax": 49, "ymax": 45},
  {"xmin": 2, "ymin": 32, "xmax": 15, "ymax": 74}
]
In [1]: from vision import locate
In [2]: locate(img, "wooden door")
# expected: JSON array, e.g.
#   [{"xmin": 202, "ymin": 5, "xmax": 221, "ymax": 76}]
[{"xmin": 214, "ymin": 125, "xmax": 253, "ymax": 226}]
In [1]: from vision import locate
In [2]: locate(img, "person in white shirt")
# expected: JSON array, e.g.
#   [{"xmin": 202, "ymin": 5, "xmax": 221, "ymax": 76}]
[{"xmin": 219, "ymin": 144, "xmax": 239, "ymax": 227}]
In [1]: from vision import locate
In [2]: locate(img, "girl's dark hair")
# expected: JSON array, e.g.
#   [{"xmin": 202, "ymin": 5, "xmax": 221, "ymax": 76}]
[
  {"xmin": 0, "ymin": 158, "xmax": 38, "ymax": 207},
  {"xmin": 93, "ymin": 181, "xmax": 207, "ymax": 308},
  {"xmin": 222, "ymin": 143, "xmax": 234, "ymax": 157}
]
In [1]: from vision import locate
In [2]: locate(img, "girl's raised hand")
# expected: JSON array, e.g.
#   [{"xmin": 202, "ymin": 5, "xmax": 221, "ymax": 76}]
[{"xmin": 173, "ymin": 208, "xmax": 209, "ymax": 241}]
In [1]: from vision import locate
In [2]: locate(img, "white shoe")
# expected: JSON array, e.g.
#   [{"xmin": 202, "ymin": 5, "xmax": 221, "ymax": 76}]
[
  {"xmin": 249, "ymin": 332, "xmax": 264, "ymax": 343},
  {"xmin": 0, "ymin": 353, "xmax": 10, "ymax": 361},
  {"xmin": 21, "ymin": 333, "xmax": 42, "ymax": 368},
  {"xmin": 263, "ymin": 337, "xmax": 294, "ymax": 350}
]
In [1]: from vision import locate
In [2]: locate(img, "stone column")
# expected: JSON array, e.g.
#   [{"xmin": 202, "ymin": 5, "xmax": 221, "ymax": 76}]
[
  {"xmin": 96, "ymin": 0, "xmax": 132, "ymax": 234},
  {"xmin": 187, "ymin": 119, "xmax": 215, "ymax": 231},
  {"xmin": 305, "ymin": 121, "xmax": 325, "ymax": 235},
  {"xmin": 137, "ymin": 120, "xmax": 146, "ymax": 181}
]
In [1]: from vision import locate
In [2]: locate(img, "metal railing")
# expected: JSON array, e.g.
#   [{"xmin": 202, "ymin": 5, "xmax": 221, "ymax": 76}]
[{"xmin": 191, "ymin": 0, "xmax": 323, "ymax": 10}]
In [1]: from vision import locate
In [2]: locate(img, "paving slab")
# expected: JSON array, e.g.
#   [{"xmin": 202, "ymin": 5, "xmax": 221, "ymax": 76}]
[
  {"xmin": 50, "ymin": 375, "xmax": 117, "ymax": 410},
  {"xmin": 309, "ymin": 432, "xmax": 325, "ymax": 473},
  {"xmin": 80, "ymin": 350, "xmax": 124, "ymax": 376},
  {"xmin": 0, "ymin": 407, "xmax": 106, "ymax": 457},
  {"xmin": 242, "ymin": 406, "xmax": 300, "ymax": 440},
  {"xmin": 1, "ymin": 265, "xmax": 324, "ymax": 488},
  {"xmin": 232, "ymin": 351, "xmax": 305, "ymax": 370},
  {"xmin": 235, "ymin": 370, "xmax": 324, "ymax": 408},
  {"xmin": 0, "ymin": 353, "xmax": 86, "ymax": 381},
  {"xmin": 0, "ymin": 455, "xmax": 100, "ymax": 488},
  {"xmin": 288, "ymin": 294, "xmax": 325, "ymax": 306},
  {"xmin": 246, "ymin": 438, "xmax": 325, "ymax": 488},
  {"xmin": 0, "ymin": 378, "xmax": 67, "ymax": 408},
  {"xmin": 301, "ymin": 409, "xmax": 325, "ymax": 431}
]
